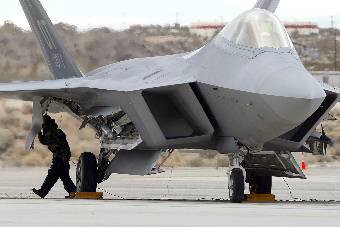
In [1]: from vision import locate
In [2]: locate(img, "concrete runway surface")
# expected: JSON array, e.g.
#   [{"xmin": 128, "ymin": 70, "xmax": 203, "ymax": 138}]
[{"xmin": 0, "ymin": 165, "xmax": 340, "ymax": 227}]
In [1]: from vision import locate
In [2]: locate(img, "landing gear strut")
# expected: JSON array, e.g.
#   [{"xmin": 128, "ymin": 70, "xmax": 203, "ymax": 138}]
[
  {"xmin": 228, "ymin": 154, "xmax": 246, "ymax": 203},
  {"xmin": 97, "ymin": 148, "xmax": 114, "ymax": 183}
]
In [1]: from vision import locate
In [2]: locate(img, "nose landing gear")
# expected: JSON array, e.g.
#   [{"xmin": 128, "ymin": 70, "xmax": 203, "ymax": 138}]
[
  {"xmin": 228, "ymin": 168, "xmax": 245, "ymax": 203},
  {"xmin": 228, "ymin": 154, "xmax": 246, "ymax": 203}
]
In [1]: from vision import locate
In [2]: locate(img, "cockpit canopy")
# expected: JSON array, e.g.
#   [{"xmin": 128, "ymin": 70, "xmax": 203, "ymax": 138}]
[{"xmin": 220, "ymin": 9, "xmax": 293, "ymax": 49}]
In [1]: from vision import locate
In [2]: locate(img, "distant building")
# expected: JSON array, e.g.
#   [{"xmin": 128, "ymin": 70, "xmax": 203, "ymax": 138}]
[
  {"xmin": 190, "ymin": 23, "xmax": 225, "ymax": 38},
  {"xmin": 285, "ymin": 23, "xmax": 320, "ymax": 35},
  {"xmin": 190, "ymin": 22, "xmax": 320, "ymax": 38}
]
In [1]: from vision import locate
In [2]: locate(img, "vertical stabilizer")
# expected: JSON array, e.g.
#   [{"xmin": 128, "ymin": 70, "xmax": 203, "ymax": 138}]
[
  {"xmin": 20, "ymin": 0, "xmax": 83, "ymax": 79},
  {"xmin": 254, "ymin": 0, "xmax": 280, "ymax": 13}
]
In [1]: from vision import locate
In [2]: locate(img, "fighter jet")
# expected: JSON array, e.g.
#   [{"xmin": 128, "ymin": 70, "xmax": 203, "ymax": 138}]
[{"xmin": 0, "ymin": 0, "xmax": 338, "ymax": 203}]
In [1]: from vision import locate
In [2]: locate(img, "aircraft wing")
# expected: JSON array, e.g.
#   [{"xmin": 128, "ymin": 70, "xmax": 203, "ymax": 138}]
[
  {"xmin": 0, "ymin": 78, "xmax": 103, "ymax": 150},
  {"xmin": 0, "ymin": 74, "xmax": 194, "ymax": 101},
  {"xmin": 0, "ymin": 79, "xmax": 91, "ymax": 102}
]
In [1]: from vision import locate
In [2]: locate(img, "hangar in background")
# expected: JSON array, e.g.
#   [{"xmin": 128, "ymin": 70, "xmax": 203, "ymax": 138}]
[{"xmin": 191, "ymin": 21, "xmax": 320, "ymax": 38}]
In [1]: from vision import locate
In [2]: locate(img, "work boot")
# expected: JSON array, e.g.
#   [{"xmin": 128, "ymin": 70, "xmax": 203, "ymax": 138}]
[
  {"xmin": 65, "ymin": 192, "xmax": 75, "ymax": 199},
  {"xmin": 32, "ymin": 188, "xmax": 46, "ymax": 199}
]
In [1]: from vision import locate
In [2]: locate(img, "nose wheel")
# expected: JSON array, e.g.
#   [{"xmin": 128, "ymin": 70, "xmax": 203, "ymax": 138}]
[
  {"xmin": 228, "ymin": 153, "xmax": 246, "ymax": 203},
  {"xmin": 228, "ymin": 168, "xmax": 245, "ymax": 203}
]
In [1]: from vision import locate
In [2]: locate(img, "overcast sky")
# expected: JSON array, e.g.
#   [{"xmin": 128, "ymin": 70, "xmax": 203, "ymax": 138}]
[{"xmin": 0, "ymin": 0, "xmax": 339, "ymax": 29}]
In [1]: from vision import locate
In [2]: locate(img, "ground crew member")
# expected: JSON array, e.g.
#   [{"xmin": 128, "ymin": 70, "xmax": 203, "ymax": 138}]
[{"xmin": 32, "ymin": 115, "xmax": 76, "ymax": 198}]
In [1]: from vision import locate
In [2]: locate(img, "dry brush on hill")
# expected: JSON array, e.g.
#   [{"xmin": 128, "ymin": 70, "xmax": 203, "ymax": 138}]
[{"xmin": 0, "ymin": 22, "xmax": 338, "ymax": 167}]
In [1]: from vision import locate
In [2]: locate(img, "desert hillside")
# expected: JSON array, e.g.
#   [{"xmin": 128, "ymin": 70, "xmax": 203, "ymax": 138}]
[
  {"xmin": 0, "ymin": 22, "xmax": 338, "ymax": 167},
  {"xmin": 0, "ymin": 22, "xmax": 205, "ymax": 82}
]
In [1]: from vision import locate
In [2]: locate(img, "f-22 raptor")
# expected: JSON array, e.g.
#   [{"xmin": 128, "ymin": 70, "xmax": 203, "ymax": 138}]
[{"xmin": 0, "ymin": 0, "xmax": 338, "ymax": 203}]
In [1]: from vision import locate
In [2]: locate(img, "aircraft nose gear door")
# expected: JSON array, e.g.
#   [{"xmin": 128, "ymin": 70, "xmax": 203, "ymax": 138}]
[{"xmin": 228, "ymin": 154, "xmax": 246, "ymax": 203}]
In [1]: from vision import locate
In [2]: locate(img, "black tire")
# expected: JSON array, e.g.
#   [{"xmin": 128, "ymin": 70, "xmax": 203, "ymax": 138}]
[
  {"xmin": 249, "ymin": 176, "xmax": 272, "ymax": 194},
  {"xmin": 228, "ymin": 168, "xmax": 245, "ymax": 203},
  {"xmin": 76, "ymin": 152, "xmax": 98, "ymax": 192}
]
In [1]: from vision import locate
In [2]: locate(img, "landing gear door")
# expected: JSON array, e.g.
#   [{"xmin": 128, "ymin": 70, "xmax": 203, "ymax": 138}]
[
  {"xmin": 278, "ymin": 152, "xmax": 306, "ymax": 179},
  {"xmin": 25, "ymin": 97, "xmax": 44, "ymax": 150},
  {"xmin": 106, "ymin": 149, "xmax": 162, "ymax": 176},
  {"xmin": 243, "ymin": 151, "xmax": 306, "ymax": 179}
]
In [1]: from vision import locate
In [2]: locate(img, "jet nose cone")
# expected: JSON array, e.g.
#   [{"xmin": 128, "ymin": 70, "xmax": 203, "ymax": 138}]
[
  {"xmin": 260, "ymin": 67, "xmax": 326, "ymax": 124},
  {"xmin": 260, "ymin": 67, "xmax": 326, "ymax": 100}
]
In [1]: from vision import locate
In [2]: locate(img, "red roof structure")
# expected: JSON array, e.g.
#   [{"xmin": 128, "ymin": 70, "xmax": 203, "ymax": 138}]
[
  {"xmin": 191, "ymin": 23, "xmax": 319, "ymax": 30},
  {"xmin": 284, "ymin": 23, "xmax": 319, "ymax": 30}
]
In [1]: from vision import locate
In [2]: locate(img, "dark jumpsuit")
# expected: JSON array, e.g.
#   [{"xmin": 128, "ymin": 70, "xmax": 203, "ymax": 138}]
[{"xmin": 38, "ymin": 127, "xmax": 76, "ymax": 197}]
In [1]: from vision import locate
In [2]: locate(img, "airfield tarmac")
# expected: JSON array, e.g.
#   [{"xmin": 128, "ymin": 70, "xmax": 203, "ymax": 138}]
[{"xmin": 0, "ymin": 165, "xmax": 339, "ymax": 227}]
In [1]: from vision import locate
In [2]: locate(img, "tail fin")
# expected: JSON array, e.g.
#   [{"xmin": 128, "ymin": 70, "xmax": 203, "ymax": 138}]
[
  {"xmin": 19, "ymin": 0, "xmax": 83, "ymax": 79},
  {"xmin": 254, "ymin": 0, "xmax": 280, "ymax": 13}
]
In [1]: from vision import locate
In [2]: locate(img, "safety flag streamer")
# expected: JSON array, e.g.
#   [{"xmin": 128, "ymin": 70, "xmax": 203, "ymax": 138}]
[{"xmin": 301, "ymin": 152, "xmax": 307, "ymax": 171}]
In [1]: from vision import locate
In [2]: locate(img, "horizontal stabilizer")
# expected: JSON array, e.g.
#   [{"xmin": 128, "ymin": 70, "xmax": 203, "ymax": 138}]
[
  {"xmin": 20, "ymin": 0, "xmax": 83, "ymax": 79},
  {"xmin": 254, "ymin": 0, "xmax": 280, "ymax": 12}
]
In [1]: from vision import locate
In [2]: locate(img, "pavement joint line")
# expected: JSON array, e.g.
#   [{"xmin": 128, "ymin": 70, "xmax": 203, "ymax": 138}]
[
  {"xmin": 98, "ymin": 187, "xmax": 125, "ymax": 200},
  {"xmin": 1, "ymin": 197, "xmax": 340, "ymax": 204},
  {"xmin": 282, "ymin": 178, "xmax": 301, "ymax": 201},
  {"xmin": 2, "ymin": 190, "xmax": 340, "ymax": 203},
  {"xmin": 2, "ymin": 192, "xmax": 340, "ymax": 204}
]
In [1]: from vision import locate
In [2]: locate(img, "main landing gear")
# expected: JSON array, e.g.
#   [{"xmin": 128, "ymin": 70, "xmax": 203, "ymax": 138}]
[
  {"xmin": 76, "ymin": 152, "xmax": 98, "ymax": 192},
  {"xmin": 76, "ymin": 148, "xmax": 116, "ymax": 193},
  {"xmin": 227, "ymin": 153, "xmax": 273, "ymax": 203}
]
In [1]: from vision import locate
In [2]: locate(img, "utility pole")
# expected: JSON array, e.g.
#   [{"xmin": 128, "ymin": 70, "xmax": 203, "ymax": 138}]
[
  {"xmin": 174, "ymin": 12, "xmax": 180, "ymax": 28},
  {"xmin": 331, "ymin": 16, "xmax": 337, "ymax": 71},
  {"xmin": 175, "ymin": 12, "xmax": 179, "ymax": 26}
]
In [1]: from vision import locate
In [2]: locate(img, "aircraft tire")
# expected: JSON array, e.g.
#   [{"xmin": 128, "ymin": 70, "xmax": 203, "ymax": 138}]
[
  {"xmin": 228, "ymin": 168, "xmax": 245, "ymax": 203},
  {"xmin": 76, "ymin": 152, "xmax": 98, "ymax": 192}
]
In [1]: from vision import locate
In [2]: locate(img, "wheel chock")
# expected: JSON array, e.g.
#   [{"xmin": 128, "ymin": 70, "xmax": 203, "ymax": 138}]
[
  {"xmin": 246, "ymin": 194, "xmax": 276, "ymax": 203},
  {"xmin": 68, "ymin": 192, "xmax": 103, "ymax": 200}
]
